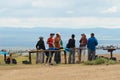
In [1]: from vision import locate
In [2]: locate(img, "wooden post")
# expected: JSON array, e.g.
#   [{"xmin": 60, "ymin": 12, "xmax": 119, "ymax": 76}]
[
  {"xmin": 29, "ymin": 52, "xmax": 32, "ymax": 64},
  {"xmin": 79, "ymin": 49, "xmax": 82, "ymax": 63},
  {"xmin": 110, "ymin": 51, "xmax": 113, "ymax": 59},
  {"xmin": 4, "ymin": 54, "xmax": 6, "ymax": 62},
  {"xmin": 9, "ymin": 53, "xmax": 12, "ymax": 64},
  {"xmin": 36, "ymin": 50, "xmax": 39, "ymax": 64},
  {"xmin": 108, "ymin": 49, "xmax": 116, "ymax": 59},
  {"xmin": 64, "ymin": 51, "xmax": 67, "ymax": 64}
]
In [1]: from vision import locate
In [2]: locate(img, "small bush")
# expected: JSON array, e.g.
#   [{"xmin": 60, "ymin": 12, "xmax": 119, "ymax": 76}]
[
  {"xmin": 84, "ymin": 61, "xmax": 93, "ymax": 65},
  {"xmin": 84, "ymin": 58, "xmax": 117, "ymax": 65},
  {"xmin": 94, "ymin": 58, "xmax": 107, "ymax": 65},
  {"xmin": 107, "ymin": 60, "xmax": 117, "ymax": 64}
]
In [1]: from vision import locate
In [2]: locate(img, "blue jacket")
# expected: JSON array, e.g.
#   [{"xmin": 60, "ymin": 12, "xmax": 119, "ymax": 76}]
[{"xmin": 87, "ymin": 37, "xmax": 98, "ymax": 51}]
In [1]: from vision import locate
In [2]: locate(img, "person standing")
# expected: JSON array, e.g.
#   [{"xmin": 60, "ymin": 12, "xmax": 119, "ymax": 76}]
[
  {"xmin": 87, "ymin": 33, "xmax": 98, "ymax": 61},
  {"xmin": 67, "ymin": 34, "xmax": 76, "ymax": 64},
  {"xmin": 36, "ymin": 36, "xmax": 45, "ymax": 63},
  {"xmin": 79, "ymin": 33, "xmax": 87, "ymax": 63},
  {"xmin": 54, "ymin": 33, "xmax": 61, "ymax": 64},
  {"xmin": 46, "ymin": 33, "xmax": 55, "ymax": 64}
]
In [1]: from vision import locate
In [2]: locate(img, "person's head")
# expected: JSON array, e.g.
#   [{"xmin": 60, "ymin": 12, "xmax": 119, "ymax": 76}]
[
  {"xmin": 81, "ymin": 33, "xmax": 84, "ymax": 36},
  {"xmin": 39, "ymin": 36, "xmax": 43, "ymax": 40},
  {"xmin": 50, "ymin": 33, "xmax": 55, "ymax": 37},
  {"xmin": 81, "ymin": 33, "xmax": 86, "ymax": 37},
  {"xmin": 91, "ymin": 33, "xmax": 94, "ymax": 37},
  {"xmin": 71, "ymin": 34, "xmax": 75, "ymax": 38},
  {"xmin": 56, "ymin": 32, "xmax": 60, "ymax": 37},
  {"xmin": 82, "ymin": 34, "xmax": 86, "ymax": 38}
]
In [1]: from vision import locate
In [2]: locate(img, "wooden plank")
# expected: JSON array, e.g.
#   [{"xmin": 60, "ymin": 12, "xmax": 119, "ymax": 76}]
[{"xmin": 28, "ymin": 49, "xmax": 65, "ymax": 64}]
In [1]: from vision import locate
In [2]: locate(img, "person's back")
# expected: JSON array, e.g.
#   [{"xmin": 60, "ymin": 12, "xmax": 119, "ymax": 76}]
[
  {"xmin": 68, "ymin": 34, "xmax": 76, "ymax": 64},
  {"xmin": 68, "ymin": 38, "xmax": 75, "ymax": 48},
  {"xmin": 36, "ymin": 37, "xmax": 45, "ymax": 50},
  {"xmin": 36, "ymin": 37, "xmax": 45, "ymax": 63},
  {"xmin": 87, "ymin": 34, "xmax": 98, "ymax": 51},
  {"xmin": 87, "ymin": 33, "xmax": 98, "ymax": 61}
]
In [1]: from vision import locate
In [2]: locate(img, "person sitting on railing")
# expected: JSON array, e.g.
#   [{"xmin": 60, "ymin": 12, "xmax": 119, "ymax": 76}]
[
  {"xmin": 36, "ymin": 36, "xmax": 46, "ymax": 63},
  {"xmin": 46, "ymin": 33, "xmax": 55, "ymax": 64},
  {"xmin": 54, "ymin": 33, "xmax": 61, "ymax": 64}
]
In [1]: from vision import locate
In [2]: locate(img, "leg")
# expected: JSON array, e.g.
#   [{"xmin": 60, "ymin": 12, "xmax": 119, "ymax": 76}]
[
  {"xmin": 37, "ymin": 52, "xmax": 41, "ymax": 63},
  {"xmin": 42, "ymin": 52, "xmax": 44, "ymax": 63},
  {"xmin": 82, "ymin": 49, "xmax": 86, "ymax": 62},
  {"xmin": 72, "ymin": 49, "xmax": 75, "ymax": 64},
  {"xmin": 92, "ymin": 51, "xmax": 95, "ymax": 60},
  {"xmin": 54, "ymin": 52, "xmax": 57, "ymax": 63},
  {"xmin": 45, "ymin": 52, "xmax": 49, "ymax": 63},
  {"xmin": 68, "ymin": 50, "xmax": 72, "ymax": 64},
  {"xmin": 57, "ymin": 51, "xmax": 61, "ymax": 64},
  {"xmin": 88, "ymin": 49, "xmax": 92, "ymax": 61},
  {"xmin": 49, "ymin": 52, "xmax": 54, "ymax": 64}
]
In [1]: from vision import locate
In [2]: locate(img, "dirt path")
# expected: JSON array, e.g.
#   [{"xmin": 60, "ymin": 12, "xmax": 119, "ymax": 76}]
[{"xmin": 0, "ymin": 64, "xmax": 120, "ymax": 80}]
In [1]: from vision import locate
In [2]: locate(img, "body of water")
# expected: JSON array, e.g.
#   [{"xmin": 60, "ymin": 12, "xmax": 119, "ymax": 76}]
[{"xmin": 1, "ymin": 27, "xmax": 120, "ymax": 54}]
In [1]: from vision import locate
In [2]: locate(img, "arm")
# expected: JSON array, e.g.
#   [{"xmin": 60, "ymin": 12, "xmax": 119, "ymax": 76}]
[
  {"xmin": 43, "ymin": 41, "xmax": 46, "ymax": 50},
  {"xmin": 95, "ymin": 38, "xmax": 98, "ymax": 46}
]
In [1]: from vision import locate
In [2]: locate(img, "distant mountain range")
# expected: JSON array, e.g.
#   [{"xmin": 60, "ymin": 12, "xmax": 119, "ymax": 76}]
[{"xmin": 0, "ymin": 27, "xmax": 120, "ymax": 49}]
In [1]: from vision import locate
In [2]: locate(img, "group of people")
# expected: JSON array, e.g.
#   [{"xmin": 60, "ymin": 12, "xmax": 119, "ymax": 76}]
[
  {"xmin": 36, "ymin": 33, "xmax": 62, "ymax": 64},
  {"xmin": 36, "ymin": 32, "xmax": 98, "ymax": 64}
]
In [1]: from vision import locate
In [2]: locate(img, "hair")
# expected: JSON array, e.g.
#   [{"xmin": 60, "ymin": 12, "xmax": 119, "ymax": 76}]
[
  {"xmin": 91, "ymin": 33, "xmax": 94, "ymax": 37},
  {"xmin": 50, "ymin": 33, "xmax": 55, "ymax": 36},
  {"xmin": 39, "ymin": 37, "xmax": 43, "ymax": 40},
  {"xmin": 71, "ymin": 34, "xmax": 75, "ymax": 38}
]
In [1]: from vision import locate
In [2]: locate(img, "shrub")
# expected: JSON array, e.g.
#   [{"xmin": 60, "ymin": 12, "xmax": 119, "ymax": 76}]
[
  {"xmin": 94, "ymin": 58, "xmax": 107, "ymax": 65},
  {"xmin": 84, "ymin": 61, "xmax": 93, "ymax": 65},
  {"xmin": 107, "ymin": 60, "xmax": 117, "ymax": 64},
  {"xmin": 84, "ymin": 58, "xmax": 117, "ymax": 65}
]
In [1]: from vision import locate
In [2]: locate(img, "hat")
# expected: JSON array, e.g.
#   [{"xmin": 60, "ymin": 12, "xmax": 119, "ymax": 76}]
[
  {"xmin": 56, "ymin": 32, "xmax": 60, "ymax": 35},
  {"xmin": 81, "ymin": 33, "xmax": 85, "ymax": 36},
  {"xmin": 39, "ymin": 36, "xmax": 43, "ymax": 39}
]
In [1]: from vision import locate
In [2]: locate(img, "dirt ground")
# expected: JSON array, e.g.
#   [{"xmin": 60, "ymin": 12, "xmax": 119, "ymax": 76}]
[
  {"xmin": 0, "ymin": 53, "xmax": 120, "ymax": 80},
  {"xmin": 0, "ymin": 64, "xmax": 120, "ymax": 80}
]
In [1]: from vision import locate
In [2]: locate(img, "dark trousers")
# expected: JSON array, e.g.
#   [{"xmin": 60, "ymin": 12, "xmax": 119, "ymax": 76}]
[
  {"xmin": 54, "ymin": 51, "xmax": 61, "ymax": 64},
  {"xmin": 68, "ymin": 48, "xmax": 75, "ymax": 64},
  {"xmin": 88, "ymin": 49, "xmax": 95, "ymax": 61},
  {"xmin": 45, "ymin": 51, "xmax": 54, "ymax": 64}
]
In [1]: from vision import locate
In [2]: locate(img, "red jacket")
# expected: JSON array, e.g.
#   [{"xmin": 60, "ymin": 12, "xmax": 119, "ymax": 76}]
[{"xmin": 47, "ymin": 37, "xmax": 54, "ymax": 48}]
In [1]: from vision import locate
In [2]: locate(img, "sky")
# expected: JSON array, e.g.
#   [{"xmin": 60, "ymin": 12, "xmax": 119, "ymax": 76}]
[{"xmin": 0, "ymin": 0, "xmax": 120, "ymax": 28}]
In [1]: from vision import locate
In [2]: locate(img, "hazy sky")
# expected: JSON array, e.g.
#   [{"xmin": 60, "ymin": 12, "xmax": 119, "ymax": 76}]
[{"xmin": 0, "ymin": 0, "xmax": 120, "ymax": 28}]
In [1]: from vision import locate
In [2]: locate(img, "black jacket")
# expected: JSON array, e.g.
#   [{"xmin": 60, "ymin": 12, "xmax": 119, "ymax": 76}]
[
  {"xmin": 67, "ymin": 38, "xmax": 75, "ymax": 48},
  {"xmin": 36, "ymin": 40, "xmax": 45, "ymax": 50}
]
